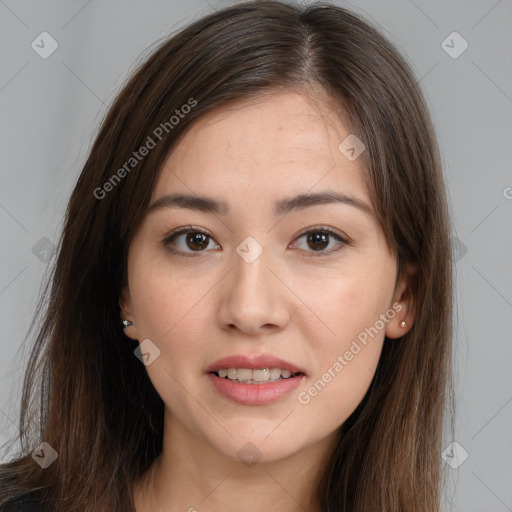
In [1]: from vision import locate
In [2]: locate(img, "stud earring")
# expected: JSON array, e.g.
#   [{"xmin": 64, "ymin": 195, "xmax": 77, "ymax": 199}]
[
  {"xmin": 122, "ymin": 319, "xmax": 133, "ymax": 328},
  {"xmin": 400, "ymin": 321, "xmax": 406, "ymax": 328}
]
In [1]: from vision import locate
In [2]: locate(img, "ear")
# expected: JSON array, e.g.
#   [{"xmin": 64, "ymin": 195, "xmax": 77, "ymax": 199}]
[
  {"xmin": 385, "ymin": 261, "xmax": 418, "ymax": 339},
  {"xmin": 119, "ymin": 286, "xmax": 139, "ymax": 340}
]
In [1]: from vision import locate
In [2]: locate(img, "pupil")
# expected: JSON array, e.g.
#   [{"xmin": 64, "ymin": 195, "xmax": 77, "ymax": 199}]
[
  {"xmin": 308, "ymin": 232, "xmax": 328, "ymax": 251},
  {"xmin": 187, "ymin": 233, "xmax": 208, "ymax": 250}
]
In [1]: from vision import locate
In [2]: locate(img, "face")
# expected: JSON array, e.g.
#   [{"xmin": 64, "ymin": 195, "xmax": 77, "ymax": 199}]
[{"xmin": 120, "ymin": 90, "xmax": 413, "ymax": 464}]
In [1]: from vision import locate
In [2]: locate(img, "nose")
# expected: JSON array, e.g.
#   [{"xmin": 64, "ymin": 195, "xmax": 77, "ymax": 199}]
[{"xmin": 216, "ymin": 245, "xmax": 291, "ymax": 336}]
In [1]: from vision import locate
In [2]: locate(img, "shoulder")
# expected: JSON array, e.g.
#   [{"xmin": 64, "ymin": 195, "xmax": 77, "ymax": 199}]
[
  {"xmin": 0, "ymin": 483, "xmax": 45, "ymax": 512},
  {"xmin": 0, "ymin": 491, "xmax": 45, "ymax": 511},
  {"xmin": 0, "ymin": 466, "xmax": 47, "ymax": 511}
]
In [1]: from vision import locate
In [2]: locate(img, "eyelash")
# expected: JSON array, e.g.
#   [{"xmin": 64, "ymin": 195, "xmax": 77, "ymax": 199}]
[{"xmin": 161, "ymin": 225, "xmax": 350, "ymax": 258}]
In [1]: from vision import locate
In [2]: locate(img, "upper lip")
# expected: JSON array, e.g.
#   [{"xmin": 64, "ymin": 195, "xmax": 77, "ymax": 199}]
[{"xmin": 206, "ymin": 354, "xmax": 307, "ymax": 375}]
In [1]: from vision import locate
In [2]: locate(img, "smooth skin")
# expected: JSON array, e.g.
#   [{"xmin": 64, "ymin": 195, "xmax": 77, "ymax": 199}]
[{"xmin": 120, "ymin": 89, "xmax": 416, "ymax": 512}]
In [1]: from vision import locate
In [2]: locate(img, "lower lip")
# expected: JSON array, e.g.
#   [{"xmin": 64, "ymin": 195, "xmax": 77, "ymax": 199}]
[{"xmin": 207, "ymin": 372, "xmax": 305, "ymax": 405}]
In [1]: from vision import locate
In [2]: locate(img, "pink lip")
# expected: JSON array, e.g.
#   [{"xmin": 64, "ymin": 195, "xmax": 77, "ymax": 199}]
[
  {"xmin": 207, "ymin": 372, "xmax": 305, "ymax": 405},
  {"xmin": 205, "ymin": 353, "xmax": 307, "ymax": 375}
]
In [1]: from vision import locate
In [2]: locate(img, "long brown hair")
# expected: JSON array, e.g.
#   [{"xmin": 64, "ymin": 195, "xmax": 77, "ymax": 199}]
[{"xmin": 0, "ymin": 1, "xmax": 454, "ymax": 510}]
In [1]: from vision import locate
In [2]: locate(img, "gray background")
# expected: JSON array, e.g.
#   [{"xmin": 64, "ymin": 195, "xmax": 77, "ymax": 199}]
[{"xmin": 0, "ymin": 0, "xmax": 511, "ymax": 510}]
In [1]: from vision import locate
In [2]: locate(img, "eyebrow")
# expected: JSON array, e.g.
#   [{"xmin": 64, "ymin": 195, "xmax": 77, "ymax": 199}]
[{"xmin": 146, "ymin": 191, "xmax": 373, "ymax": 217}]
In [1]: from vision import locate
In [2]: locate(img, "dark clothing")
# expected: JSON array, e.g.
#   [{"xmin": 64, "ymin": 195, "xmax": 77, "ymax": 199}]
[
  {"xmin": 0, "ymin": 464, "xmax": 47, "ymax": 512},
  {"xmin": 0, "ymin": 490, "xmax": 45, "ymax": 511}
]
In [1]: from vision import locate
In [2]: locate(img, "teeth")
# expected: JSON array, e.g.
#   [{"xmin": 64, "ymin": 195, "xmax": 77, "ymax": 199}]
[
  {"xmin": 237, "ymin": 368, "xmax": 252, "ymax": 381},
  {"xmin": 215, "ymin": 367, "xmax": 298, "ymax": 383},
  {"xmin": 253, "ymin": 369, "xmax": 269, "ymax": 381}
]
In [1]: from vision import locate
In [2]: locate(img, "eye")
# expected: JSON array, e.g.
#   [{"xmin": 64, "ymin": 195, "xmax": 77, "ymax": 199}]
[
  {"xmin": 291, "ymin": 227, "xmax": 349, "ymax": 256},
  {"xmin": 162, "ymin": 226, "xmax": 220, "ymax": 257},
  {"xmin": 162, "ymin": 225, "xmax": 349, "ymax": 258}
]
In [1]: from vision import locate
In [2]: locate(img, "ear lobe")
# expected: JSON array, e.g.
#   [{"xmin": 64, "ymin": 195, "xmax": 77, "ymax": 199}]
[
  {"xmin": 386, "ymin": 261, "xmax": 418, "ymax": 339},
  {"xmin": 119, "ymin": 287, "xmax": 138, "ymax": 340}
]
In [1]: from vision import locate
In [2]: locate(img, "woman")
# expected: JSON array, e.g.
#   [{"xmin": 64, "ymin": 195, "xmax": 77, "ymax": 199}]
[{"xmin": 0, "ymin": 1, "xmax": 454, "ymax": 510}]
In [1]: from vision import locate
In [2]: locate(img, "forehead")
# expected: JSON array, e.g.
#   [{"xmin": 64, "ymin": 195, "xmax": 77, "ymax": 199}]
[{"xmin": 153, "ymin": 90, "xmax": 369, "ymax": 207}]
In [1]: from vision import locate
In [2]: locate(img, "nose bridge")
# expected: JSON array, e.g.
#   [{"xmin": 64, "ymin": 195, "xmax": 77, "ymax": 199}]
[{"xmin": 217, "ymin": 236, "xmax": 288, "ymax": 333}]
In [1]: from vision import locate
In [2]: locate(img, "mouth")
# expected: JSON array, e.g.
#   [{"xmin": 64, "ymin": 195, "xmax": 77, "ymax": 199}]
[
  {"xmin": 209, "ymin": 368, "xmax": 305, "ymax": 384},
  {"xmin": 205, "ymin": 354, "xmax": 307, "ymax": 404},
  {"xmin": 205, "ymin": 353, "xmax": 307, "ymax": 377}
]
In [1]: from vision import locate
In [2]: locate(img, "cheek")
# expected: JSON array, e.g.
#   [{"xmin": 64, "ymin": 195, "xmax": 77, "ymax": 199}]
[
  {"xmin": 294, "ymin": 267, "xmax": 392, "ymax": 416},
  {"xmin": 128, "ymin": 267, "xmax": 211, "ymax": 414},
  {"xmin": 128, "ymin": 244, "xmax": 197, "ymax": 331},
  {"xmin": 298, "ymin": 303, "xmax": 385, "ymax": 427},
  {"xmin": 303, "ymin": 266, "xmax": 394, "ymax": 343},
  {"xmin": 129, "ymin": 261, "xmax": 215, "ymax": 370}
]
